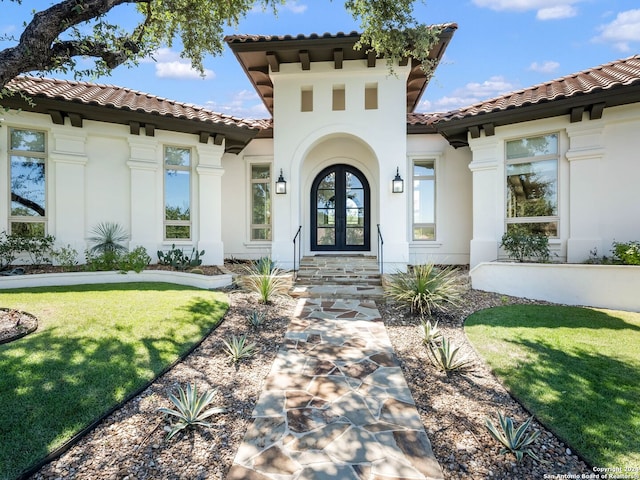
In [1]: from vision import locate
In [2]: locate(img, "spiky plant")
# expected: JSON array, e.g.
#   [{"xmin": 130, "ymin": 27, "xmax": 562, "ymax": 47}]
[
  {"xmin": 222, "ymin": 334, "xmax": 256, "ymax": 363},
  {"xmin": 88, "ymin": 222, "xmax": 129, "ymax": 255},
  {"xmin": 419, "ymin": 318, "xmax": 442, "ymax": 345},
  {"xmin": 242, "ymin": 260, "xmax": 290, "ymax": 304},
  {"xmin": 485, "ymin": 412, "xmax": 541, "ymax": 463},
  {"xmin": 246, "ymin": 310, "xmax": 266, "ymax": 328},
  {"xmin": 427, "ymin": 337, "xmax": 473, "ymax": 373},
  {"xmin": 384, "ymin": 264, "xmax": 461, "ymax": 317},
  {"xmin": 158, "ymin": 383, "xmax": 225, "ymax": 441}
]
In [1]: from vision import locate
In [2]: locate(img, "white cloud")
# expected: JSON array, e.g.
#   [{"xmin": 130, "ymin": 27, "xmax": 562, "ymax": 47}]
[
  {"xmin": 421, "ymin": 76, "xmax": 518, "ymax": 112},
  {"xmin": 144, "ymin": 48, "xmax": 215, "ymax": 80},
  {"xmin": 283, "ymin": 1, "xmax": 308, "ymax": 14},
  {"xmin": 529, "ymin": 60, "xmax": 560, "ymax": 73},
  {"xmin": 593, "ymin": 9, "xmax": 640, "ymax": 52},
  {"xmin": 472, "ymin": 0, "xmax": 581, "ymax": 20},
  {"xmin": 205, "ymin": 90, "xmax": 269, "ymax": 118}
]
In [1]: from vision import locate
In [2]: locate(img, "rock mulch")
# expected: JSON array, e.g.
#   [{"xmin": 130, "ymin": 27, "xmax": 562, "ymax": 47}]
[{"xmin": 22, "ymin": 285, "xmax": 592, "ymax": 480}]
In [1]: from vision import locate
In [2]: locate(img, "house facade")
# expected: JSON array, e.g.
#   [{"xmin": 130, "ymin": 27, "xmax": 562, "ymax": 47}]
[{"xmin": 2, "ymin": 28, "xmax": 640, "ymax": 279}]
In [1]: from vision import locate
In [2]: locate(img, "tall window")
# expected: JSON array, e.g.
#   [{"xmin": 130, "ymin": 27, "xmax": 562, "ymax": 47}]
[
  {"xmin": 251, "ymin": 164, "xmax": 271, "ymax": 241},
  {"xmin": 9, "ymin": 128, "xmax": 47, "ymax": 236},
  {"xmin": 164, "ymin": 146, "xmax": 191, "ymax": 240},
  {"xmin": 506, "ymin": 133, "xmax": 559, "ymax": 236},
  {"xmin": 413, "ymin": 160, "xmax": 436, "ymax": 240}
]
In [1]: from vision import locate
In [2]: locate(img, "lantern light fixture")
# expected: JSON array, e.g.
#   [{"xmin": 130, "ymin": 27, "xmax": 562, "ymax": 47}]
[
  {"xmin": 392, "ymin": 167, "xmax": 404, "ymax": 193},
  {"xmin": 275, "ymin": 168, "xmax": 287, "ymax": 194}
]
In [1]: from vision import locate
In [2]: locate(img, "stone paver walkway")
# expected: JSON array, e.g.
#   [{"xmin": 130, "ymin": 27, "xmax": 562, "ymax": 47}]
[{"xmin": 228, "ymin": 298, "xmax": 444, "ymax": 480}]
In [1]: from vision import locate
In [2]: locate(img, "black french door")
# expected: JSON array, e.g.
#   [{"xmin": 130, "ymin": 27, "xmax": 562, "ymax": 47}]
[{"xmin": 311, "ymin": 164, "xmax": 370, "ymax": 251}]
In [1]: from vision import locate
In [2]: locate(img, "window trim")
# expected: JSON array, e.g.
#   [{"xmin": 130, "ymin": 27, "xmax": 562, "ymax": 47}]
[
  {"xmin": 504, "ymin": 132, "xmax": 560, "ymax": 238},
  {"xmin": 163, "ymin": 145, "xmax": 192, "ymax": 241},
  {"xmin": 8, "ymin": 127, "xmax": 48, "ymax": 235},
  {"xmin": 249, "ymin": 161, "xmax": 272, "ymax": 242},
  {"xmin": 410, "ymin": 156, "xmax": 438, "ymax": 242}
]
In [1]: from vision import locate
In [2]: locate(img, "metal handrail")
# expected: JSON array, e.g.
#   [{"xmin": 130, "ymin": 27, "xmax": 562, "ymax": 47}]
[
  {"xmin": 293, "ymin": 225, "xmax": 302, "ymax": 280},
  {"xmin": 377, "ymin": 224, "xmax": 384, "ymax": 274}
]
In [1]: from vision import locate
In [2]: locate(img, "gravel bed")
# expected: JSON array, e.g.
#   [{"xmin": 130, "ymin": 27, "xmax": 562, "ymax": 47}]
[{"xmin": 26, "ymin": 284, "xmax": 593, "ymax": 479}]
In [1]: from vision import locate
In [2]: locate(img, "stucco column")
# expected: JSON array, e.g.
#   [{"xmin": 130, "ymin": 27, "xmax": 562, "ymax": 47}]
[
  {"xmin": 195, "ymin": 143, "xmax": 225, "ymax": 266},
  {"xmin": 127, "ymin": 138, "xmax": 159, "ymax": 257},
  {"xmin": 468, "ymin": 137, "xmax": 502, "ymax": 268},
  {"xmin": 565, "ymin": 123, "xmax": 605, "ymax": 263},
  {"xmin": 379, "ymin": 165, "xmax": 409, "ymax": 272},
  {"xmin": 50, "ymin": 127, "xmax": 88, "ymax": 261}
]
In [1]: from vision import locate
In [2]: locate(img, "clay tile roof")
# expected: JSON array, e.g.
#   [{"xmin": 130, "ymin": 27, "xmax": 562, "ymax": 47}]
[
  {"xmin": 5, "ymin": 76, "xmax": 266, "ymax": 130},
  {"xmin": 436, "ymin": 55, "xmax": 640, "ymax": 124}
]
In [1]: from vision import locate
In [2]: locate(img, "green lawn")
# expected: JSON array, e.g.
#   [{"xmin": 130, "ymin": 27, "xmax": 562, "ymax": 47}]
[
  {"xmin": 465, "ymin": 304, "xmax": 640, "ymax": 468},
  {"xmin": 0, "ymin": 283, "xmax": 228, "ymax": 480}
]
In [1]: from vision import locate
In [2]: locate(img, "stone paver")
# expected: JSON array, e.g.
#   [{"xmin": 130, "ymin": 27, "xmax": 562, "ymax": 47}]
[{"xmin": 229, "ymin": 297, "xmax": 444, "ymax": 480}]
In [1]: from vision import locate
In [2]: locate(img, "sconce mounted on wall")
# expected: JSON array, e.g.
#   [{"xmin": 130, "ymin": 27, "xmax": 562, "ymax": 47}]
[
  {"xmin": 275, "ymin": 169, "xmax": 287, "ymax": 194},
  {"xmin": 392, "ymin": 167, "xmax": 404, "ymax": 193}
]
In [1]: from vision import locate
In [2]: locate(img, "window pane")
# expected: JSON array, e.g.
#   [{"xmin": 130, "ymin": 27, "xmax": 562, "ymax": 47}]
[
  {"xmin": 165, "ymin": 170, "xmax": 190, "ymax": 220},
  {"xmin": 165, "ymin": 147, "xmax": 190, "ymax": 167},
  {"xmin": 11, "ymin": 129, "xmax": 45, "ymax": 152},
  {"xmin": 507, "ymin": 159, "xmax": 557, "ymax": 218},
  {"xmin": 414, "ymin": 226, "xmax": 435, "ymax": 241},
  {"xmin": 507, "ymin": 134, "xmax": 558, "ymax": 159},
  {"xmin": 252, "ymin": 165, "xmax": 270, "ymax": 180},
  {"xmin": 165, "ymin": 225, "xmax": 190, "ymax": 239},
  {"xmin": 252, "ymin": 183, "xmax": 271, "ymax": 225},
  {"xmin": 414, "ymin": 162, "xmax": 434, "ymax": 176},
  {"xmin": 11, "ymin": 156, "xmax": 46, "ymax": 217},
  {"xmin": 507, "ymin": 222, "xmax": 558, "ymax": 237},
  {"xmin": 11, "ymin": 222, "xmax": 45, "ymax": 237},
  {"xmin": 252, "ymin": 228, "xmax": 271, "ymax": 241},
  {"xmin": 414, "ymin": 178, "xmax": 435, "ymax": 223}
]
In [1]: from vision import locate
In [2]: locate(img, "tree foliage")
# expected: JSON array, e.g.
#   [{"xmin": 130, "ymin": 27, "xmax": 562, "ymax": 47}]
[{"xmin": 0, "ymin": 0, "xmax": 442, "ymax": 92}]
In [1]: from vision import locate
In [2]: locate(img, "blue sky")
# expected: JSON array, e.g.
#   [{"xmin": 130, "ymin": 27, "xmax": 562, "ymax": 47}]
[{"xmin": 2, "ymin": 1, "xmax": 640, "ymax": 119}]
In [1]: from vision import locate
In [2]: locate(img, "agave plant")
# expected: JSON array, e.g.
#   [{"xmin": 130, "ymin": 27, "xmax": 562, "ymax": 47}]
[
  {"xmin": 485, "ymin": 412, "xmax": 541, "ymax": 462},
  {"xmin": 222, "ymin": 334, "xmax": 257, "ymax": 363},
  {"xmin": 246, "ymin": 309, "xmax": 266, "ymax": 328},
  {"xmin": 427, "ymin": 337, "xmax": 473, "ymax": 373},
  {"xmin": 88, "ymin": 222, "xmax": 129, "ymax": 255},
  {"xmin": 384, "ymin": 263, "xmax": 461, "ymax": 317},
  {"xmin": 419, "ymin": 318, "xmax": 442, "ymax": 345},
  {"xmin": 158, "ymin": 383, "xmax": 226, "ymax": 441}
]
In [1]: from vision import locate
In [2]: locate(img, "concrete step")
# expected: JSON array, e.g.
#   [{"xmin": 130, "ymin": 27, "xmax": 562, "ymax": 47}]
[{"xmin": 289, "ymin": 283, "xmax": 385, "ymax": 300}]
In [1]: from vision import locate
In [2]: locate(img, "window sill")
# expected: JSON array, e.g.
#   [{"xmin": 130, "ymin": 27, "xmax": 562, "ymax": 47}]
[
  {"xmin": 410, "ymin": 241, "xmax": 443, "ymax": 248},
  {"xmin": 243, "ymin": 241, "xmax": 273, "ymax": 249}
]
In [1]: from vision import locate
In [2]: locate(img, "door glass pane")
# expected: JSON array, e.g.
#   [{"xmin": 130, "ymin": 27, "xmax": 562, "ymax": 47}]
[
  {"xmin": 317, "ymin": 228, "xmax": 335, "ymax": 245},
  {"xmin": 346, "ymin": 227, "xmax": 364, "ymax": 245}
]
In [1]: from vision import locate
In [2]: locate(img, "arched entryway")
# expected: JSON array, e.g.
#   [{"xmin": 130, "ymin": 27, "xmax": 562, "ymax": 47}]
[{"xmin": 311, "ymin": 164, "xmax": 370, "ymax": 251}]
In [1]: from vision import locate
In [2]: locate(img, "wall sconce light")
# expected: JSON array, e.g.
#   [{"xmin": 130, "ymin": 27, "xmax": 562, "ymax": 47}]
[
  {"xmin": 275, "ymin": 169, "xmax": 287, "ymax": 194},
  {"xmin": 392, "ymin": 167, "xmax": 404, "ymax": 193}
]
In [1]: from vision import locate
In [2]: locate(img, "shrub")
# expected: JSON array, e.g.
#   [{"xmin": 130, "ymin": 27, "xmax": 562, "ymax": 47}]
[
  {"xmin": 84, "ymin": 249, "xmax": 120, "ymax": 271},
  {"xmin": 158, "ymin": 384, "xmax": 225, "ymax": 441},
  {"xmin": 0, "ymin": 231, "xmax": 20, "ymax": 270},
  {"xmin": 51, "ymin": 244, "xmax": 80, "ymax": 271},
  {"xmin": 612, "ymin": 241, "xmax": 640, "ymax": 265},
  {"xmin": 222, "ymin": 334, "xmax": 256, "ymax": 363},
  {"xmin": 88, "ymin": 222, "xmax": 129, "ymax": 255},
  {"xmin": 427, "ymin": 337, "xmax": 473, "ymax": 374},
  {"xmin": 384, "ymin": 264, "xmax": 461, "ymax": 317},
  {"xmin": 119, "ymin": 246, "xmax": 152, "ymax": 273},
  {"xmin": 485, "ymin": 412, "xmax": 541, "ymax": 463},
  {"xmin": 500, "ymin": 227, "xmax": 550, "ymax": 263},
  {"xmin": 158, "ymin": 244, "xmax": 205, "ymax": 270},
  {"xmin": 15, "ymin": 234, "xmax": 55, "ymax": 265}
]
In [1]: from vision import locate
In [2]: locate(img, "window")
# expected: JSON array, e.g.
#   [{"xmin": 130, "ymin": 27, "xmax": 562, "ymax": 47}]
[
  {"xmin": 9, "ymin": 128, "xmax": 47, "ymax": 236},
  {"xmin": 251, "ymin": 164, "xmax": 271, "ymax": 241},
  {"xmin": 412, "ymin": 160, "xmax": 435, "ymax": 240},
  {"xmin": 506, "ymin": 133, "xmax": 559, "ymax": 236},
  {"xmin": 164, "ymin": 146, "xmax": 191, "ymax": 240},
  {"xmin": 301, "ymin": 86, "xmax": 313, "ymax": 112}
]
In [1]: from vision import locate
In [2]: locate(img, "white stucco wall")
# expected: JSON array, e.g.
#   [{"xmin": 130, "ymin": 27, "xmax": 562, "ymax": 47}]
[
  {"xmin": 1, "ymin": 110, "xmax": 226, "ymax": 265},
  {"xmin": 467, "ymin": 103, "xmax": 640, "ymax": 267}
]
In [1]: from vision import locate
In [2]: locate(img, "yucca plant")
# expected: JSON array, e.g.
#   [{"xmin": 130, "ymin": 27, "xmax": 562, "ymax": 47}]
[
  {"xmin": 222, "ymin": 334, "xmax": 257, "ymax": 363},
  {"xmin": 158, "ymin": 383, "xmax": 225, "ymax": 441},
  {"xmin": 419, "ymin": 318, "xmax": 442, "ymax": 345},
  {"xmin": 485, "ymin": 412, "xmax": 541, "ymax": 463},
  {"xmin": 427, "ymin": 337, "xmax": 473, "ymax": 373},
  {"xmin": 384, "ymin": 263, "xmax": 461, "ymax": 317},
  {"xmin": 246, "ymin": 310, "xmax": 266, "ymax": 328},
  {"xmin": 88, "ymin": 222, "xmax": 129, "ymax": 255}
]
